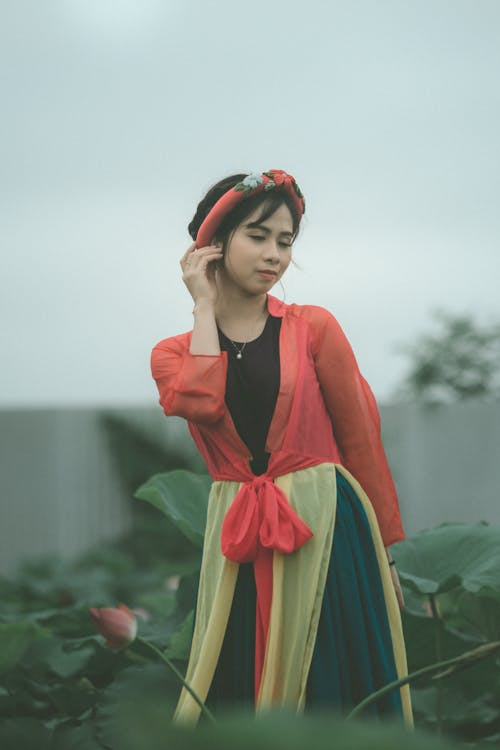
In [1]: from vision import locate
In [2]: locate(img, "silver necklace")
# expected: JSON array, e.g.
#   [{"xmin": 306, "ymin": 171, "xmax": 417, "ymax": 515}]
[
  {"xmin": 220, "ymin": 310, "xmax": 267, "ymax": 360},
  {"xmin": 228, "ymin": 339, "xmax": 247, "ymax": 360}
]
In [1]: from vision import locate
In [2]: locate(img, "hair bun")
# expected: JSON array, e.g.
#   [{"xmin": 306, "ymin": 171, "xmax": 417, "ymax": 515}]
[{"xmin": 188, "ymin": 174, "xmax": 248, "ymax": 240}]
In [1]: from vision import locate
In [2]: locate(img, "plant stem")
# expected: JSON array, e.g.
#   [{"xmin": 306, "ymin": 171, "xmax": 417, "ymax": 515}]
[
  {"xmin": 135, "ymin": 636, "xmax": 216, "ymax": 724},
  {"xmin": 346, "ymin": 640, "xmax": 500, "ymax": 721},
  {"xmin": 430, "ymin": 593, "xmax": 443, "ymax": 736}
]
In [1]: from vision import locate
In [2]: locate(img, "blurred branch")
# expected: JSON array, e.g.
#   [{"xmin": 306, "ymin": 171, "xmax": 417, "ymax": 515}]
[{"xmin": 391, "ymin": 309, "xmax": 500, "ymax": 404}]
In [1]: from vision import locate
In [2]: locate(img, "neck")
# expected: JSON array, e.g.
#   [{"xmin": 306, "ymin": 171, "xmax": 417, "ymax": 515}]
[{"xmin": 214, "ymin": 285, "xmax": 268, "ymax": 327}]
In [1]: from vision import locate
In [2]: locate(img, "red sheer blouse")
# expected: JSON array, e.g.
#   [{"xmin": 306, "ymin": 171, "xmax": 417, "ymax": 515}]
[{"xmin": 150, "ymin": 294, "xmax": 405, "ymax": 546}]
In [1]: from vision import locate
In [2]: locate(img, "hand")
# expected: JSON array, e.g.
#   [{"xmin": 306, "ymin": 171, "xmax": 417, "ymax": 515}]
[
  {"xmin": 389, "ymin": 563, "xmax": 405, "ymax": 610},
  {"xmin": 180, "ymin": 242, "xmax": 223, "ymax": 305}
]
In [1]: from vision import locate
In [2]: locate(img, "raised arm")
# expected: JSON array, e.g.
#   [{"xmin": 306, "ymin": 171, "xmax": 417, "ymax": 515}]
[
  {"xmin": 150, "ymin": 327, "xmax": 228, "ymax": 425},
  {"xmin": 151, "ymin": 242, "xmax": 228, "ymax": 424},
  {"xmin": 307, "ymin": 306, "xmax": 405, "ymax": 547}
]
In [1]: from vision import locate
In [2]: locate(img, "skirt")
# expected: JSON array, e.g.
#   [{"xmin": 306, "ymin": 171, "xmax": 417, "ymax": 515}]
[{"xmin": 199, "ymin": 468, "xmax": 404, "ymax": 718}]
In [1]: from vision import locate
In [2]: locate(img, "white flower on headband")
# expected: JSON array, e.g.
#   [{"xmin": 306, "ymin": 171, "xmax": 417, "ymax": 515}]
[{"xmin": 242, "ymin": 174, "xmax": 264, "ymax": 189}]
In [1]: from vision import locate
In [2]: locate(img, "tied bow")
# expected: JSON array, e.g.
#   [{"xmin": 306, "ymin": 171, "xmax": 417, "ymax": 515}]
[
  {"xmin": 221, "ymin": 474, "xmax": 313, "ymax": 562},
  {"xmin": 220, "ymin": 474, "xmax": 313, "ymax": 699}
]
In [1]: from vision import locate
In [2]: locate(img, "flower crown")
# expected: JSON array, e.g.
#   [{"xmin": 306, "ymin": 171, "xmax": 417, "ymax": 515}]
[{"xmin": 195, "ymin": 169, "xmax": 305, "ymax": 248}]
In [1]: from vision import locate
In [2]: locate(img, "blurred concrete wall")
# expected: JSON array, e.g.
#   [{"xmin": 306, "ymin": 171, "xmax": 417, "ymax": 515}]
[
  {"xmin": 0, "ymin": 409, "xmax": 132, "ymax": 577},
  {"xmin": 0, "ymin": 402, "xmax": 498, "ymax": 576},
  {"xmin": 381, "ymin": 400, "xmax": 500, "ymax": 535}
]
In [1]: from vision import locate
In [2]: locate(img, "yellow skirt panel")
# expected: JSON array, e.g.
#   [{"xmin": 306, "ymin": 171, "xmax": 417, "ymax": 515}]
[{"xmin": 173, "ymin": 463, "xmax": 413, "ymax": 728}]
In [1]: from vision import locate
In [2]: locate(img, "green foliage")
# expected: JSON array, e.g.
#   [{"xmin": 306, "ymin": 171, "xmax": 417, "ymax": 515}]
[
  {"xmin": 95, "ymin": 663, "xmax": 179, "ymax": 750},
  {"xmin": 0, "ymin": 717, "xmax": 53, "ymax": 750},
  {"xmin": 164, "ymin": 609, "xmax": 194, "ymax": 661},
  {"xmin": 394, "ymin": 310, "xmax": 500, "ymax": 403},
  {"xmin": 97, "ymin": 706, "xmax": 456, "ymax": 750},
  {"xmin": 134, "ymin": 469, "xmax": 212, "ymax": 548},
  {"xmin": 0, "ymin": 471, "xmax": 202, "ymax": 747},
  {"xmin": 393, "ymin": 523, "xmax": 500, "ymax": 745},
  {"xmin": 2, "ymin": 462, "xmax": 500, "ymax": 748},
  {"xmin": 0, "ymin": 621, "xmax": 49, "ymax": 673},
  {"xmin": 394, "ymin": 522, "xmax": 500, "ymax": 597}
]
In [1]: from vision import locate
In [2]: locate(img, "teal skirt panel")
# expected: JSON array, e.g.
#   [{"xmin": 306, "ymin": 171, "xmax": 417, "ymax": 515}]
[{"xmin": 203, "ymin": 468, "xmax": 403, "ymax": 717}]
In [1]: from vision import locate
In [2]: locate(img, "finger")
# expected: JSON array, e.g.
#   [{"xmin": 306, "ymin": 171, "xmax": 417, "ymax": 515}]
[
  {"xmin": 182, "ymin": 253, "xmax": 223, "ymax": 275},
  {"xmin": 191, "ymin": 244, "xmax": 221, "ymax": 256},
  {"xmin": 180, "ymin": 244, "xmax": 207, "ymax": 269},
  {"xmin": 185, "ymin": 251, "xmax": 223, "ymax": 268},
  {"xmin": 180, "ymin": 242, "xmax": 197, "ymax": 262}
]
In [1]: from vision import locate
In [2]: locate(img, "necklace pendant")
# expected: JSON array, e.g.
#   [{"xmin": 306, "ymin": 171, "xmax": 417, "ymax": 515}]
[{"xmin": 236, "ymin": 351, "xmax": 242, "ymax": 360}]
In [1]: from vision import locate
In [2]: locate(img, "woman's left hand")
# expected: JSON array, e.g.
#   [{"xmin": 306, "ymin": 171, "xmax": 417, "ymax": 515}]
[{"xmin": 389, "ymin": 564, "xmax": 405, "ymax": 610}]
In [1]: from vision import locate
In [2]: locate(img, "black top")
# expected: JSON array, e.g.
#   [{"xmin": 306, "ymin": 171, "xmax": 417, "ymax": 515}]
[{"xmin": 217, "ymin": 314, "xmax": 282, "ymax": 476}]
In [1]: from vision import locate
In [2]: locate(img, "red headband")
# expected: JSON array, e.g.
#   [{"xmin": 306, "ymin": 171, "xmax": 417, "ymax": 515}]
[{"xmin": 195, "ymin": 169, "xmax": 305, "ymax": 248}]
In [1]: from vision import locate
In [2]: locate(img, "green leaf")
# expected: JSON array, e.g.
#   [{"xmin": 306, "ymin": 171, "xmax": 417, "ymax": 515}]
[
  {"xmin": 168, "ymin": 712, "xmax": 457, "ymax": 750},
  {"xmin": 411, "ymin": 684, "xmax": 500, "ymax": 731},
  {"xmin": 0, "ymin": 718, "xmax": 52, "ymax": 750},
  {"xmin": 22, "ymin": 636, "xmax": 96, "ymax": 679},
  {"xmin": 401, "ymin": 610, "xmax": 478, "ymax": 674},
  {"xmin": 453, "ymin": 591, "xmax": 500, "ymax": 642},
  {"xmin": 136, "ymin": 589, "xmax": 177, "ymax": 619},
  {"xmin": 164, "ymin": 609, "xmax": 193, "ymax": 661},
  {"xmin": 134, "ymin": 470, "xmax": 211, "ymax": 547},
  {"xmin": 394, "ymin": 522, "xmax": 500, "ymax": 597},
  {"xmin": 50, "ymin": 719, "xmax": 102, "ymax": 750},
  {"xmin": 96, "ymin": 664, "xmax": 180, "ymax": 750},
  {"xmin": 0, "ymin": 621, "xmax": 49, "ymax": 673}
]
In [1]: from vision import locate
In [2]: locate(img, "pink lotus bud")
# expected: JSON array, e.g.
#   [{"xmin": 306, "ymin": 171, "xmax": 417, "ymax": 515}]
[{"xmin": 88, "ymin": 603, "xmax": 138, "ymax": 648}]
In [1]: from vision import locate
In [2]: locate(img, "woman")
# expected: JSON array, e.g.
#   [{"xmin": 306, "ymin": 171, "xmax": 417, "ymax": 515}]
[{"xmin": 150, "ymin": 170, "xmax": 413, "ymax": 726}]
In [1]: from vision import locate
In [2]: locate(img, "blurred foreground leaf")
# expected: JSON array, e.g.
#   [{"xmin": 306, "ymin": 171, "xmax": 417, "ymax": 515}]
[
  {"xmin": 135, "ymin": 470, "xmax": 211, "ymax": 547},
  {"xmin": 138, "ymin": 711, "xmax": 455, "ymax": 750},
  {"xmin": 95, "ymin": 663, "xmax": 179, "ymax": 750},
  {"xmin": 0, "ymin": 717, "xmax": 52, "ymax": 750},
  {"xmin": 0, "ymin": 621, "xmax": 49, "ymax": 673}
]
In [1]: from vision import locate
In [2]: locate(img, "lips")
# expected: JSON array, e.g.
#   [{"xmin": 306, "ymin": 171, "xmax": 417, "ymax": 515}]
[{"xmin": 257, "ymin": 270, "xmax": 277, "ymax": 277}]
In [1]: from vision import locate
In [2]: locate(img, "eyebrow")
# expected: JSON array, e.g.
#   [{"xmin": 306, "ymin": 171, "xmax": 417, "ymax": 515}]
[{"xmin": 243, "ymin": 222, "xmax": 293, "ymax": 238}]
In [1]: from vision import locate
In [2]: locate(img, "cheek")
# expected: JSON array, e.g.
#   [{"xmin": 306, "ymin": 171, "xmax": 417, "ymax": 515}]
[
  {"xmin": 232, "ymin": 241, "xmax": 258, "ymax": 267},
  {"xmin": 224, "ymin": 241, "xmax": 253, "ymax": 274}
]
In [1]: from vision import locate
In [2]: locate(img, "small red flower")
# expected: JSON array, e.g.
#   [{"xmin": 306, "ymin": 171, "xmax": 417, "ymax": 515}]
[
  {"xmin": 267, "ymin": 170, "xmax": 294, "ymax": 187},
  {"xmin": 88, "ymin": 603, "xmax": 138, "ymax": 649}
]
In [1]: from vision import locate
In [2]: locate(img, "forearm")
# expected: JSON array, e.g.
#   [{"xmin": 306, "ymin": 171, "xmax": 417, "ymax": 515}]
[{"xmin": 190, "ymin": 299, "xmax": 221, "ymax": 355}]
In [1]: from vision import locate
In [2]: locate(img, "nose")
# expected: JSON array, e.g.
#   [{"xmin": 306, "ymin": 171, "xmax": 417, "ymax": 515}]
[{"xmin": 262, "ymin": 238, "xmax": 281, "ymax": 264}]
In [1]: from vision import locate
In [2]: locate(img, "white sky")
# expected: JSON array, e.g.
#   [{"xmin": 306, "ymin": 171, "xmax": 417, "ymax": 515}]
[{"xmin": 1, "ymin": 0, "xmax": 499, "ymax": 407}]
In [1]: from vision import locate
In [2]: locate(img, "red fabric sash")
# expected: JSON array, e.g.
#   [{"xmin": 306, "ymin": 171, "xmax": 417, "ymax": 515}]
[{"xmin": 221, "ymin": 473, "xmax": 313, "ymax": 700}]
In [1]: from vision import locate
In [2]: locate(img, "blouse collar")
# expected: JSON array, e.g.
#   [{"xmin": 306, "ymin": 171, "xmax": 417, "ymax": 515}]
[{"xmin": 266, "ymin": 293, "xmax": 287, "ymax": 318}]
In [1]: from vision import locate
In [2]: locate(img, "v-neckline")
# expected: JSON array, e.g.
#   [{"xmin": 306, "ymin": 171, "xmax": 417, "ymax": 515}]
[
  {"xmin": 220, "ymin": 294, "xmax": 288, "ymax": 463},
  {"xmin": 217, "ymin": 311, "xmax": 271, "ymax": 347}
]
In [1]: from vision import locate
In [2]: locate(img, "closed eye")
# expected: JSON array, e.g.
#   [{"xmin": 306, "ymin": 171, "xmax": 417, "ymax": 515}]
[{"xmin": 249, "ymin": 235, "xmax": 291, "ymax": 248}]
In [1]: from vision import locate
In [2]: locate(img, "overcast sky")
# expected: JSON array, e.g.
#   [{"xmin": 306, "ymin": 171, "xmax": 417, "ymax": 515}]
[{"xmin": 2, "ymin": 0, "xmax": 499, "ymax": 408}]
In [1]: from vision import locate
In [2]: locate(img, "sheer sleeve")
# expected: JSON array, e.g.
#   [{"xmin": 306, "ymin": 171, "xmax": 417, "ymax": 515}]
[
  {"xmin": 306, "ymin": 306, "xmax": 405, "ymax": 546},
  {"xmin": 150, "ymin": 334, "xmax": 228, "ymax": 425}
]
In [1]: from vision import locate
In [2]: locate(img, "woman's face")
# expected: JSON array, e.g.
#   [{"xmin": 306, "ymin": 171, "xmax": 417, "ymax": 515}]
[{"xmin": 219, "ymin": 203, "xmax": 294, "ymax": 295}]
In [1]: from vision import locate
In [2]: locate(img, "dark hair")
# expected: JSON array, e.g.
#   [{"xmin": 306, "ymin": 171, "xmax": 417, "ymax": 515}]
[{"xmin": 187, "ymin": 173, "xmax": 304, "ymax": 253}]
